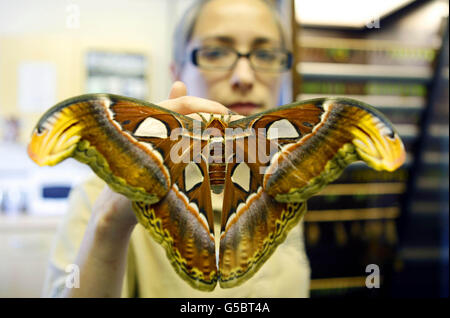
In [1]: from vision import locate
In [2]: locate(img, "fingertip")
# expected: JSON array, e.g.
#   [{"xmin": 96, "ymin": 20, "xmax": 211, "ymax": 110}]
[
  {"xmin": 221, "ymin": 106, "xmax": 233, "ymax": 115},
  {"xmin": 169, "ymin": 81, "xmax": 188, "ymax": 99},
  {"xmin": 158, "ymin": 95, "xmax": 230, "ymax": 116},
  {"xmin": 212, "ymin": 102, "xmax": 232, "ymax": 115}
]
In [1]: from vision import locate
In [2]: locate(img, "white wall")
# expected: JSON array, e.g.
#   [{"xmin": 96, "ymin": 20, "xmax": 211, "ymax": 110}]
[{"xmin": 0, "ymin": 0, "xmax": 179, "ymax": 108}]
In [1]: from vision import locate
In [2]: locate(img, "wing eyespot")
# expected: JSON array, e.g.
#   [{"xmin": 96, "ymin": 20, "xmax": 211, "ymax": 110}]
[
  {"xmin": 230, "ymin": 162, "xmax": 251, "ymax": 193},
  {"xmin": 134, "ymin": 117, "xmax": 169, "ymax": 138},
  {"xmin": 184, "ymin": 162, "xmax": 205, "ymax": 192},
  {"xmin": 266, "ymin": 119, "xmax": 300, "ymax": 140}
]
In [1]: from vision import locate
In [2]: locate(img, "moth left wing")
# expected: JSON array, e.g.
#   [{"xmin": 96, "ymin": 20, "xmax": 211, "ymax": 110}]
[
  {"xmin": 218, "ymin": 97, "xmax": 405, "ymax": 288},
  {"xmin": 28, "ymin": 93, "xmax": 218, "ymax": 291}
]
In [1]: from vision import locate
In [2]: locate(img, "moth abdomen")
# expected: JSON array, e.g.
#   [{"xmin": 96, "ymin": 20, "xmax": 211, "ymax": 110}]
[
  {"xmin": 206, "ymin": 133, "xmax": 226, "ymax": 193},
  {"xmin": 209, "ymin": 163, "xmax": 226, "ymax": 194}
]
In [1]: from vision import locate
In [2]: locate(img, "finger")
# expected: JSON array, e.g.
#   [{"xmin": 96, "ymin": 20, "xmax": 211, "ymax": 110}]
[
  {"xmin": 186, "ymin": 113, "xmax": 205, "ymax": 121},
  {"xmin": 168, "ymin": 81, "xmax": 188, "ymax": 99},
  {"xmin": 158, "ymin": 96, "xmax": 230, "ymax": 115}
]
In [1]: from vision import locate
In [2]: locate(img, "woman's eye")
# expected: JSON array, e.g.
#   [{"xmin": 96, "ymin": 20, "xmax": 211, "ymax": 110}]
[
  {"xmin": 202, "ymin": 48, "xmax": 227, "ymax": 60},
  {"xmin": 254, "ymin": 50, "xmax": 276, "ymax": 61}
]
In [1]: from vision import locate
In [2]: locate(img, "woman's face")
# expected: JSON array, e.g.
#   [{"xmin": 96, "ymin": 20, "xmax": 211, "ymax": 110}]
[{"xmin": 178, "ymin": 0, "xmax": 285, "ymax": 115}]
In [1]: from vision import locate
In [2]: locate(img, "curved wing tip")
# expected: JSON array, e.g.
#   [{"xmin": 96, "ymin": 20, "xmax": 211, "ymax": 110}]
[{"xmin": 27, "ymin": 145, "xmax": 42, "ymax": 166}]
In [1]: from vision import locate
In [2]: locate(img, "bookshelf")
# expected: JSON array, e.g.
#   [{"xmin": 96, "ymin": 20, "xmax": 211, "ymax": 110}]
[{"xmin": 294, "ymin": 1, "xmax": 448, "ymax": 297}]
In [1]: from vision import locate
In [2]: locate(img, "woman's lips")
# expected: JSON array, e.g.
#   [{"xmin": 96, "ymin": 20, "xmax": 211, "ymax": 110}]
[{"xmin": 227, "ymin": 102, "xmax": 262, "ymax": 115}]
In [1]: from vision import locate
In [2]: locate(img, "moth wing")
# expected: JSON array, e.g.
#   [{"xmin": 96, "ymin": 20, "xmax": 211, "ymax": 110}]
[
  {"xmin": 229, "ymin": 97, "xmax": 406, "ymax": 202},
  {"xmin": 28, "ymin": 93, "xmax": 195, "ymax": 203},
  {"xmin": 218, "ymin": 97, "xmax": 405, "ymax": 287},
  {"xmin": 133, "ymin": 156, "xmax": 218, "ymax": 291},
  {"xmin": 28, "ymin": 93, "xmax": 218, "ymax": 290}
]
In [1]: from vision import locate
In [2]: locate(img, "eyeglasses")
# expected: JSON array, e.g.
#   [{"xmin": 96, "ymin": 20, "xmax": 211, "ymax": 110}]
[{"xmin": 191, "ymin": 46, "xmax": 293, "ymax": 72}]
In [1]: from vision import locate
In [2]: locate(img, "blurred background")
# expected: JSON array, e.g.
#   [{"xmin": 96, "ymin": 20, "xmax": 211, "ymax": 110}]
[{"xmin": 0, "ymin": 0, "xmax": 447, "ymax": 297}]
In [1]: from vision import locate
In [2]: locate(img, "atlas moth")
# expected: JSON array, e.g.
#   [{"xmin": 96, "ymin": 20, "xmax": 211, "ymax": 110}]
[{"xmin": 28, "ymin": 94, "xmax": 405, "ymax": 291}]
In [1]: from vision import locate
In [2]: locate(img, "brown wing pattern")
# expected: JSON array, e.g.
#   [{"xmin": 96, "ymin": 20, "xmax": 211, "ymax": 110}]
[
  {"xmin": 28, "ymin": 94, "xmax": 192, "ymax": 203},
  {"xmin": 133, "ymin": 157, "xmax": 217, "ymax": 291},
  {"xmin": 261, "ymin": 98, "xmax": 406, "ymax": 202},
  {"xmin": 219, "ymin": 158, "xmax": 307, "ymax": 288}
]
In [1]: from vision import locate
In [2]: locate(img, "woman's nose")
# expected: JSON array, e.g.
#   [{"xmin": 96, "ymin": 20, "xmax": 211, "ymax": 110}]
[{"xmin": 230, "ymin": 57, "xmax": 255, "ymax": 94}]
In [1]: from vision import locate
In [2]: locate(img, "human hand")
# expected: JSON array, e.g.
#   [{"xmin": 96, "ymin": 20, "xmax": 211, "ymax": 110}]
[{"xmin": 158, "ymin": 81, "xmax": 230, "ymax": 118}]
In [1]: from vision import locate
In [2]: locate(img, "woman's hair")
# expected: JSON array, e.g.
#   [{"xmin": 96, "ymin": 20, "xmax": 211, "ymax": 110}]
[{"xmin": 172, "ymin": 0, "xmax": 291, "ymax": 71}]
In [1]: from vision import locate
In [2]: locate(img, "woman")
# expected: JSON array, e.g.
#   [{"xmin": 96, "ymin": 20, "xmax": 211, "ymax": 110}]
[{"xmin": 43, "ymin": 0, "xmax": 311, "ymax": 297}]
